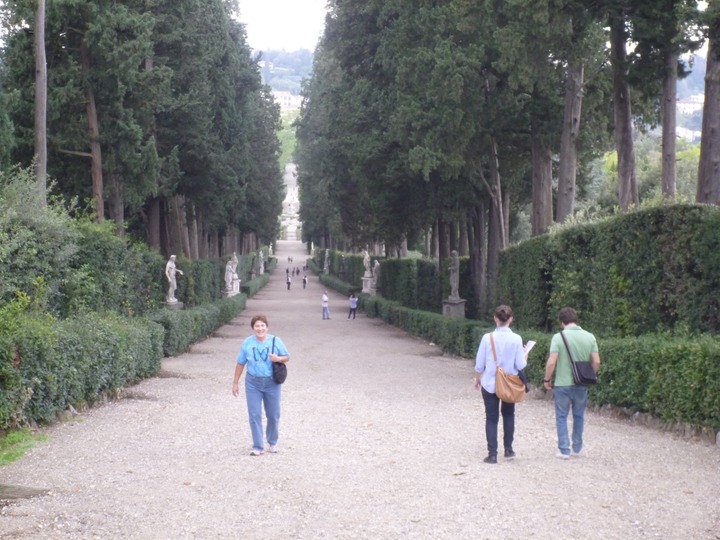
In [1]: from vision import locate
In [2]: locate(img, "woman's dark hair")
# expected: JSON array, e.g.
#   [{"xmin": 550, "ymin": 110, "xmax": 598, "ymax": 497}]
[
  {"xmin": 558, "ymin": 307, "xmax": 578, "ymax": 325},
  {"xmin": 250, "ymin": 314, "xmax": 269, "ymax": 328},
  {"xmin": 494, "ymin": 305, "xmax": 513, "ymax": 323}
]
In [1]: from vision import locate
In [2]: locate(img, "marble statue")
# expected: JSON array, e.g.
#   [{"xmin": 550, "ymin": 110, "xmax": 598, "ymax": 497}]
[
  {"xmin": 225, "ymin": 253, "xmax": 238, "ymax": 291},
  {"xmin": 165, "ymin": 255, "xmax": 184, "ymax": 303},
  {"xmin": 448, "ymin": 250, "xmax": 460, "ymax": 300},
  {"xmin": 362, "ymin": 249, "xmax": 371, "ymax": 277}
]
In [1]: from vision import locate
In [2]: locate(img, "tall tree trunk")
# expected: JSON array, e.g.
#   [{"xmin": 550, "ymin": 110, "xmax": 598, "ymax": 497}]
[
  {"xmin": 33, "ymin": 0, "xmax": 47, "ymax": 206},
  {"xmin": 557, "ymin": 62, "xmax": 584, "ymax": 222},
  {"xmin": 662, "ymin": 50, "xmax": 678, "ymax": 200},
  {"xmin": 147, "ymin": 197, "xmax": 161, "ymax": 250},
  {"xmin": 487, "ymin": 195, "xmax": 503, "ymax": 311},
  {"xmin": 480, "ymin": 137, "xmax": 507, "ymax": 250},
  {"xmin": 611, "ymin": 15, "xmax": 638, "ymax": 212},
  {"xmin": 698, "ymin": 35, "xmax": 720, "ymax": 204},
  {"xmin": 79, "ymin": 38, "xmax": 104, "ymax": 222},
  {"xmin": 431, "ymin": 221, "xmax": 439, "ymax": 258},
  {"xmin": 174, "ymin": 195, "xmax": 191, "ymax": 258},
  {"xmin": 531, "ymin": 129, "xmax": 553, "ymax": 236},
  {"xmin": 108, "ymin": 173, "xmax": 124, "ymax": 236},
  {"xmin": 459, "ymin": 217, "xmax": 469, "ymax": 256},
  {"xmin": 469, "ymin": 201, "xmax": 489, "ymax": 317},
  {"xmin": 438, "ymin": 219, "xmax": 451, "ymax": 264},
  {"xmin": 188, "ymin": 202, "xmax": 199, "ymax": 260}
]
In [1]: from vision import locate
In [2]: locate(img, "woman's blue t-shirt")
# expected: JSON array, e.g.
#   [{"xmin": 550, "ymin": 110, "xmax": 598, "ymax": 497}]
[{"xmin": 237, "ymin": 334, "xmax": 290, "ymax": 377}]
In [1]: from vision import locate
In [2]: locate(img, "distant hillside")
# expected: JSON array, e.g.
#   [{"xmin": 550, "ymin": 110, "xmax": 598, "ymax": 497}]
[
  {"xmin": 257, "ymin": 49, "xmax": 314, "ymax": 95},
  {"xmin": 678, "ymin": 53, "xmax": 706, "ymax": 99}
]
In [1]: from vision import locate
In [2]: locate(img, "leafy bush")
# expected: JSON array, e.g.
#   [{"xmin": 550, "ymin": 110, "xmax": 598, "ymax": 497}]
[
  {"xmin": 148, "ymin": 294, "xmax": 247, "ymax": 356},
  {"xmin": 497, "ymin": 205, "xmax": 720, "ymax": 336},
  {"xmin": 0, "ymin": 169, "xmax": 79, "ymax": 313}
]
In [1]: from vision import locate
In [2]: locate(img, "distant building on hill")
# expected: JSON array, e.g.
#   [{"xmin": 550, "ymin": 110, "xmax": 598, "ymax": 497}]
[
  {"xmin": 272, "ymin": 91, "xmax": 303, "ymax": 111},
  {"xmin": 677, "ymin": 94, "xmax": 704, "ymax": 115}
]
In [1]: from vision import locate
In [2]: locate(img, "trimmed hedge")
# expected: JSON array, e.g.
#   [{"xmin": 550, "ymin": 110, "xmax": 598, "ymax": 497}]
[
  {"xmin": 149, "ymin": 294, "xmax": 247, "ymax": 357},
  {"xmin": 496, "ymin": 205, "xmax": 720, "ymax": 336},
  {"xmin": 361, "ymin": 295, "xmax": 482, "ymax": 358},
  {"xmin": 3, "ymin": 314, "xmax": 164, "ymax": 427},
  {"xmin": 1, "ymin": 290, "xmax": 251, "ymax": 430},
  {"xmin": 519, "ymin": 329, "xmax": 720, "ymax": 430}
]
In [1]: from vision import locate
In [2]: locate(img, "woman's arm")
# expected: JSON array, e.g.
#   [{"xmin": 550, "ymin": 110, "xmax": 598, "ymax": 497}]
[{"xmin": 232, "ymin": 363, "xmax": 245, "ymax": 396}]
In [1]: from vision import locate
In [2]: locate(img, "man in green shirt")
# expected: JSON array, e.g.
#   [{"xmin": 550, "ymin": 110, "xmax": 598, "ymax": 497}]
[{"xmin": 543, "ymin": 307, "xmax": 601, "ymax": 459}]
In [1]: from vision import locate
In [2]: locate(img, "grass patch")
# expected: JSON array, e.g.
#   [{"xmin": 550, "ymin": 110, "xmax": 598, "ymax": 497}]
[{"xmin": 0, "ymin": 430, "xmax": 48, "ymax": 466}]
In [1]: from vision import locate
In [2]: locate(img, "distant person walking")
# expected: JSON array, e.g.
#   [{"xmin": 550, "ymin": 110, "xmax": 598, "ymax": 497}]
[
  {"xmin": 302, "ymin": 275, "xmax": 308, "ymax": 289},
  {"xmin": 347, "ymin": 293, "xmax": 358, "ymax": 319},
  {"xmin": 322, "ymin": 291, "xmax": 330, "ymax": 320},
  {"xmin": 232, "ymin": 315, "xmax": 290, "ymax": 456},
  {"xmin": 543, "ymin": 307, "xmax": 600, "ymax": 459},
  {"xmin": 286, "ymin": 274, "xmax": 292, "ymax": 291}
]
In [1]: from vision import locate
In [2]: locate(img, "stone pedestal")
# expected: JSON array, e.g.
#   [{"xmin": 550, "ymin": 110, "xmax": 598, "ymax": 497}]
[
  {"xmin": 442, "ymin": 298, "xmax": 466, "ymax": 318},
  {"xmin": 223, "ymin": 278, "xmax": 241, "ymax": 298},
  {"xmin": 362, "ymin": 276, "xmax": 375, "ymax": 295},
  {"xmin": 165, "ymin": 301, "xmax": 184, "ymax": 310}
]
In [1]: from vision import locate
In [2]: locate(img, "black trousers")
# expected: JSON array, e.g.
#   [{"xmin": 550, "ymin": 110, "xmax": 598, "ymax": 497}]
[{"xmin": 481, "ymin": 387, "xmax": 515, "ymax": 456}]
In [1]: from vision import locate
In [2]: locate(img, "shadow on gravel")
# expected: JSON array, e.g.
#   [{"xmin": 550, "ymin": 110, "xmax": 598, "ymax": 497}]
[{"xmin": 0, "ymin": 484, "xmax": 49, "ymax": 501}]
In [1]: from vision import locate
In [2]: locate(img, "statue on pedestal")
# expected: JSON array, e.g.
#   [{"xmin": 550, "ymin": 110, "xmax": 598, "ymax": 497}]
[
  {"xmin": 362, "ymin": 249, "xmax": 371, "ymax": 277},
  {"xmin": 258, "ymin": 250, "xmax": 265, "ymax": 274},
  {"xmin": 448, "ymin": 250, "xmax": 460, "ymax": 300},
  {"xmin": 165, "ymin": 255, "xmax": 184, "ymax": 303},
  {"xmin": 225, "ymin": 253, "xmax": 238, "ymax": 291},
  {"xmin": 372, "ymin": 259, "xmax": 381, "ymax": 289}
]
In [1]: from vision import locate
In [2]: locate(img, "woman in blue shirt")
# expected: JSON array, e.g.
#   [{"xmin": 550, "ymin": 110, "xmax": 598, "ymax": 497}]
[
  {"xmin": 474, "ymin": 305, "xmax": 526, "ymax": 464},
  {"xmin": 232, "ymin": 315, "xmax": 290, "ymax": 456}
]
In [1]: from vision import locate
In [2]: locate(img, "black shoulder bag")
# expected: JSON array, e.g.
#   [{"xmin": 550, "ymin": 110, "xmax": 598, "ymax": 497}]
[
  {"xmin": 271, "ymin": 337, "xmax": 287, "ymax": 384},
  {"xmin": 560, "ymin": 331, "xmax": 597, "ymax": 385}
]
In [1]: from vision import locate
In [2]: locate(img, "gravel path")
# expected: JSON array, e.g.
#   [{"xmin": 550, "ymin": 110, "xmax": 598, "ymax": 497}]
[{"xmin": 1, "ymin": 240, "xmax": 719, "ymax": 540}]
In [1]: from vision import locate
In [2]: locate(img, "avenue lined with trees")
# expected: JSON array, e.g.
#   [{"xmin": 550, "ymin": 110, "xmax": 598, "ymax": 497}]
[
  {"xmin": 1, "ymin": 0, "xmax": 284, "ymax": 257},
  {"xmin": 0, "ymin": 0, "xmax": 719, "ymax": 445},
  {"xmin": 296, "ymin": 0, "xmax": 720, "ymax": 316}
]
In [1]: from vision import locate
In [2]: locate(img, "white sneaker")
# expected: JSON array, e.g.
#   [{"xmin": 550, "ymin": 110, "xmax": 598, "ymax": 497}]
[
  {"xmin": 571, "ymin": 449, "xmax": 583, "ymax": 457},
  {"xmin": 555, "ymin": 452, "xmax": 570, "ymax": 460},
  {"xmin": 250, "ymin": 449, "xmax": 264, "ymax": 456},
  {"xmin": 268, "ymin": 444, "xmax": 279, "ymax": 453}
]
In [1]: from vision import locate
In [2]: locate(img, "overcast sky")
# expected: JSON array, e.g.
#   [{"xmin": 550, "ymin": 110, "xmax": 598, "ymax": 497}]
[{"xmin": 238, "ymin": 0, "xmax": 328, "ymax": 52}]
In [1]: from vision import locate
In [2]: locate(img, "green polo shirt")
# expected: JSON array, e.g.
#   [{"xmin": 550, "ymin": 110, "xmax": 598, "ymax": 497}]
[{"xmin": 549, "ymin": 325, "xmax": 598, "ymax": 387}]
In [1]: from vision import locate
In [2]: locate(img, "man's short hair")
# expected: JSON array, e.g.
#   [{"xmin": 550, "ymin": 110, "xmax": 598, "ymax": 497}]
[{"xmin": 558, "ymin": 307, "xmax": 578, "ymax": 325}]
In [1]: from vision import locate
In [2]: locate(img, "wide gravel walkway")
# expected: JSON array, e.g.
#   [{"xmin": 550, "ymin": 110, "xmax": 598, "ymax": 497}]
[{"xmin": 1, "ymin": 240, "xmax": 719, "ymax": 539}]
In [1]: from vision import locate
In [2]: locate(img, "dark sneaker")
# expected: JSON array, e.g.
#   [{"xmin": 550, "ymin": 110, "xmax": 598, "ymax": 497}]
[
  {"xmin": 483, "ymin": 454, "xmax": 497, "ymax": 464},
  {"xmin": 504, "ymin": 449, "xmax": 516, "ymax": 459}
]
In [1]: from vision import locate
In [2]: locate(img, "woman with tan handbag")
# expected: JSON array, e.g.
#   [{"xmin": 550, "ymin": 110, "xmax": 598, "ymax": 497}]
[{"xmin": 473, "ymin": 305, "xmax": 527, "ymax": 464}]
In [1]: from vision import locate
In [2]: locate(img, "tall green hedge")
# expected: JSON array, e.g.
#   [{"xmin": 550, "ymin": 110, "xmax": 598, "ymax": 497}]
[{"xmin": 496, "ymin": 205, "xmax": 720, "ymax": 336}]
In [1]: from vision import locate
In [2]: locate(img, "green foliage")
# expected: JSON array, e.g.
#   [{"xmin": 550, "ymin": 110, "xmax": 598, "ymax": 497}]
[
  {"xmin": 259, "ymin": 49, "xmax": 314, "ymax": 94},
  {"xmin": 497, "ymin": 205, "xmax": 720, "ymax": 336},
  {"xmin": 0, "ymin": 168, "xmax": 80, "ymax": 311},
  {"xmin": 241, "ymin": 274, "xmax": 270, "ymax": 298},
  {"xmin": 361, "ymin": 295, "xmax": 482, "ymax": 358},
  {"xmin": 591, "ymin": 334, "xmax": 720, "ymax": 430},
  {"xmin": 0, "ymin": 311, "xmax": 163, "ymax": 428},
  {"xmin": 278, "ymin": 110, "xmax": 299, "ymax": 168},
  {"xmin": 0, "ymin": 429, "xmax": 48, "ymax": 466},
  {"xmin": 148, "ymin": 294, "xmax": 246, "ymax": 357}
]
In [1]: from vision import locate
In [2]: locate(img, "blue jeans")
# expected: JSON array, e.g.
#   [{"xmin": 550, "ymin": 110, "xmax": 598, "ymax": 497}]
[
  {"xmin": 481, "ymin": 388, "xmax": 515, "ymax": 456},
  {"xmin": 245, "ymin": 374, "xmax": 281, "ymax": 451},
  {"xmin": 322, "ymin": 306, "xmax": 330, "ymax": 319},
  {"xmin": 553, "ymin": 385, "xmax": 588, "ymax": 455}
]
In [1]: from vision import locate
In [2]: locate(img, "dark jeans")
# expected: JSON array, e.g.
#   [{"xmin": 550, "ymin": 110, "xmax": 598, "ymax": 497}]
[
  {"xmin": 481, "ymin": 387, "xmax": 516, "ymax": 456},
  {"xmin": 348, "ymin": 308, "xmax": 357, "ymax": 319}
]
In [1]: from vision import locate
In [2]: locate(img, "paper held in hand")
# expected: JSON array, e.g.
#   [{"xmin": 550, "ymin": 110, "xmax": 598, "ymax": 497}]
[{"xmin": 523, "ymin": 340, "xmax": 536, "ymax": 358}]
